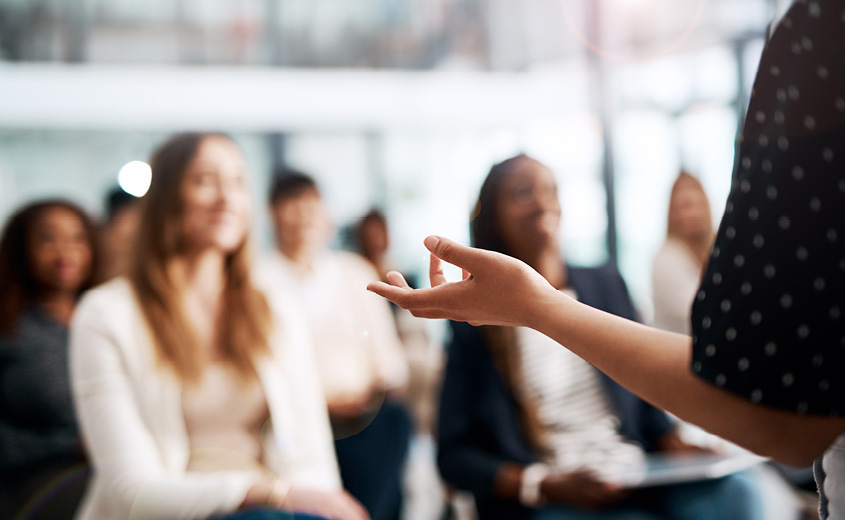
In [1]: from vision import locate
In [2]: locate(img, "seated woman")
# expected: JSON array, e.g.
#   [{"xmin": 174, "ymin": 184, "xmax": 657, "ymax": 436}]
[
  {"xmin": 0, "ymin": 200, "xmax": 98, "ymax": 519},
  {"xmin": 651, "ymin": 172, "xmax": 715, "ymax": 336},
  {"xmin": 437, "ymin": 154, "xmax": 763, "ymax": 520},
  {"xmin": 69, "ymin": 133, "xmax": 367, "ymax": 520},
  {"xmin": 652, "ymin": 172, "xmax": 814, "ymax": 518}
]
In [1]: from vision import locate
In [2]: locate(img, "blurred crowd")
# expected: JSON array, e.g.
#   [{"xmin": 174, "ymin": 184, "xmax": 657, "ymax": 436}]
[{"xmin": 0, "ymin": 133, "xmax": 819, "ymax": 520}]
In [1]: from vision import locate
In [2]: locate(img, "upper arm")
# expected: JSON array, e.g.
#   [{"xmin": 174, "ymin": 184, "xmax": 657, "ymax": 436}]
[
  {"xmin": 69, "ymin": 299, "xmax": 163, "ymax": 482},
  {"xmin": 532, "ymin": 293, "xmax": 845, "ymax": 467}
]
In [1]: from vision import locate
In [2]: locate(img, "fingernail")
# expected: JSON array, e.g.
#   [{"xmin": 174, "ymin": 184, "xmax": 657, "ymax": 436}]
[{"xmin": 424, "ymin": 235, "xmax": 440, "ymax": 250}]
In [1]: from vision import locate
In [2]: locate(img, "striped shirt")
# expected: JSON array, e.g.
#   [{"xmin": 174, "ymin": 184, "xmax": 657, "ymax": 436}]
[{"xmin": 516, "ymin": 296, "xmax": 645, "ymax": 480}]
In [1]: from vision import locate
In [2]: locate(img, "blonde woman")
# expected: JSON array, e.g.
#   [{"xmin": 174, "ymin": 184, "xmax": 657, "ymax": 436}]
[
  {"xmin": 69, "ymin": 133, "xmax": 367, "ymax": 520},
  {"xmin": 651, "ymin": 172, "xmax": 714, "ymax": 335}
]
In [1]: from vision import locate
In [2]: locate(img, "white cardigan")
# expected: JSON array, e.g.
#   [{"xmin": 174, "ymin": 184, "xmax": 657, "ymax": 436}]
[{"xmin": 69, "ymin": 278, "xmax": 341, "ymax": 520}]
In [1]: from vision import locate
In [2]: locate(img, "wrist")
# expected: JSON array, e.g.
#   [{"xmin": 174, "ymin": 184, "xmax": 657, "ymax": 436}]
[
  {"xmin": 525, "ymin": 285, "xmax": 567, "ymax": 331},
  {"xmin": 243, "ymin": 476, "xmax": 290, "ymax": 510},
  {"xmin": 268, "ymin": 477, "xmax": 291, "ymax": 508},
  {"xmin": 519, "ymin": 463, "xmax": 549, "ymax": 508}
]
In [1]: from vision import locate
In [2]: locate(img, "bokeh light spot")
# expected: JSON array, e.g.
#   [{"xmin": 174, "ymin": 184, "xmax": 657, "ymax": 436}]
[{"xmin": 117, "ymin": 160, "xmax": 152, "ymax": 197}]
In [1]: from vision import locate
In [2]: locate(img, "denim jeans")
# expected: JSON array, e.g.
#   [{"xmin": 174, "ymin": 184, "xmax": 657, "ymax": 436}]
[
  {"xmin": 211, "ymin": 509, "xmax": 329, "ymax": 520},
  {"xmin": 532, "ymin": 471, "xmax": 764, "ymax": 520}
]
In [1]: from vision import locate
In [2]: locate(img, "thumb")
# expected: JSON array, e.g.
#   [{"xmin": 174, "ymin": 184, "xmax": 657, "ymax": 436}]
[{"xmin": 423, "ymin": 235, "xmax": 480, "ymax": 272}]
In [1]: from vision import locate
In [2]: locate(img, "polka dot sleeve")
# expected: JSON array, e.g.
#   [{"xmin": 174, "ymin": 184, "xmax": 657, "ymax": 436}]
[{"xmin": 690, "ymin": 0, "xmax": 845, "ymax": 416}]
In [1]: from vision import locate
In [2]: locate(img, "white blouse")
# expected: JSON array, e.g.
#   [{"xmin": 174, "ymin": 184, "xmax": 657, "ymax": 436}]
[
  {"xmin": 181, "ymin": 363, "xmax": 269, "ymax": 473},
  {"xmin": 651, "ymin": 239, "xmax": 703, "ymax": 336},
  {"xmin": 69, "ymin": 278, "xmax": 341, "ymax": 520},
  {"xmin": 256, "ymin": 250, "xmax": 408, "ymax": 403}
]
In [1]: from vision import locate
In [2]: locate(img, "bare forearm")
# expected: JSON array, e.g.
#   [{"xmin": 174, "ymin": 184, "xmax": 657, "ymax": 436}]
[
  {"xmin": 368, "ymin": 237, "xmax": 845, "ymax": 464},
  {"xmin": 529, "ymin": 289, "xmax": 845, "ymax": 466}
]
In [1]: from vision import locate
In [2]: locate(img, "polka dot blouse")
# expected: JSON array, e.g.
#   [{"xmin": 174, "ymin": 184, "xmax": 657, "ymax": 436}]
[{"xmin": 690, "ymin": 0, "xmax": 845, "ymax": 417}]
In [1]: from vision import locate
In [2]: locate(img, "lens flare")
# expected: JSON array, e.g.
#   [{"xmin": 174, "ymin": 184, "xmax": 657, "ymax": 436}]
[{"xmin": 559, "ymin": 0, "xmax": 708, "ymax": 63}]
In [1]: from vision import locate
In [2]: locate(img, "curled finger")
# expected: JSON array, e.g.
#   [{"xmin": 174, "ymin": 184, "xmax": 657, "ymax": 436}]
[
  {"xmin": 385, "ymin": 270, "xmax": 411, "ymax": 289},
  {"xmin": 429, "ymin": 253, "xmax": 447, "ymax": 287}
]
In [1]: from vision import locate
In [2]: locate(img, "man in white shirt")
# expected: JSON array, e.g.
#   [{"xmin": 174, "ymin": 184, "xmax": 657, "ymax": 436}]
[{"xmin": 256, "ymin": 171, "xmax": 412, "ymax": 520}]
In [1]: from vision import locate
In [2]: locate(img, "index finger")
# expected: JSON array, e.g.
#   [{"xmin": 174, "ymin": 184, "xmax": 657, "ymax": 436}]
[{"xmin": 423, "ymin": 236, "xmax": 486, "ymax": 273}]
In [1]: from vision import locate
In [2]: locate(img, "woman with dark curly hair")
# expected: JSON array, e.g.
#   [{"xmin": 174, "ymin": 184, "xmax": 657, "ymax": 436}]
[
  {"xmin": 0, "ymin": 199, "xmax": 98, "ymax": 519},
  {"xmin": 434, "ymin": 155, "xmax": 762, "ymax": 520}
]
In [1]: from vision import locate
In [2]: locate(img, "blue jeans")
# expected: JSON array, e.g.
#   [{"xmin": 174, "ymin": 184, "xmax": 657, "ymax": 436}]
[
  {"xmin": 653, "ymin": 471, "xmax": 765, "ymax": 520},
  {"xmin": 334, "ymin": 399, "xmax": 413, "ymax": 520},
  {"xmin": 211, "ymin": 509, "xmax": 329, "ymax": 520},
  {"xmin": 533, "ymin": 471, "xmax": 764, "ymax": 520},
  {"xmin": 534, "ymin": 506, "xmax": 660, "ymax": 520}
]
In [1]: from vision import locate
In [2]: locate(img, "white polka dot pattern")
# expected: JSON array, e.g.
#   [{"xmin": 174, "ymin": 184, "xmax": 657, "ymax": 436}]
[{"xmin": 690, "ymin": 0, "xmax": 845, "ymax": 418}]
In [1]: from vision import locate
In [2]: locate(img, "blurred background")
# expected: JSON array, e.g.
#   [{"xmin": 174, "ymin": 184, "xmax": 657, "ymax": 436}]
[{"xmin": 0, "ymin": 0, "xmax": 793, "ymax": 317}]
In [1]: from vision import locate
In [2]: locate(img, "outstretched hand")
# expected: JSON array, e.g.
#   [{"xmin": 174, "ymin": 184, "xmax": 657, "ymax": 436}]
[{"xmin": 367, "ymin": 236, "xmax": 557, "ymax": 327}]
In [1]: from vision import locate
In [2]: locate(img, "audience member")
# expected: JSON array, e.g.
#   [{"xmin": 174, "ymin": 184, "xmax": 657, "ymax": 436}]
[
  {"xmin": 354, "ymin": 208, "xmax": 442, "ymax": 435},
  {"xmin": 651, "ymin": 172, "xmax": 714, "ymax": 336},
  {"xmin": 435, "ymin": 155, "xmax": 764, "ymax": 520},
  {"xmin": 0, "ymin": 199, "xmax": 98, "ymax": 519},
  {"xmin": 97, "ymin": 187, "xmax": 141, "ymax": 282},
  {"xmin": 257, "ymin": 172, "xmax": 411, "ymax": 520},
  {"xmin": 69, "ymin": 133, "xmax": 367, "ymax": 520},
  {"xmin": 355, "ymin": 209, "xmax": 392, "ymax": 284},
  {"xmin": 653, "ymin": 172, "xmax": 817, "ymax": 519}
]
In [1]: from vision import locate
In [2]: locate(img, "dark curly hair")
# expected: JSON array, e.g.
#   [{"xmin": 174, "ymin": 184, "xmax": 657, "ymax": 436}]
[{"xmin": 0, "ymin": 199, "xmax": 99, "ymax": 336}]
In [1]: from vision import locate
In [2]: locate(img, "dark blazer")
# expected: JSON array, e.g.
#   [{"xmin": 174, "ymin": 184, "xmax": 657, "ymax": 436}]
[{"xmin": 436, "ymin": 264, "xmax": 674, "ymax": 520}]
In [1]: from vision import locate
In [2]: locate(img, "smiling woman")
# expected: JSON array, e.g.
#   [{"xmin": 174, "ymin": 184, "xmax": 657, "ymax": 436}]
[
  {"xmin": 128, "ymin": 133, "xmax": 264, "ymax": 384},
  {"xmin": 68, "ymin": 132, "xmax": 368, "ymax": 520},
  {"xmin": 0, "ymin": 199, "xmax": 98, "ymax": 520},
  {"xmin": 434, "ymin": 154, "xmax": 764, "ymax": 520},
  {"xmin": 177, "ymin": 136, "xmax": 251, "ymax": 259}
]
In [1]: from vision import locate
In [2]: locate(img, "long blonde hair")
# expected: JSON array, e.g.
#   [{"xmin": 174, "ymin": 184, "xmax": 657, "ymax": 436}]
[
  {"xmin": 129, "ymin": 132, "xmax": 271, "ymax": 383},
  {"xmin": 667, "ymin": 171, "xmax": 715, "ymax": 269}
]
